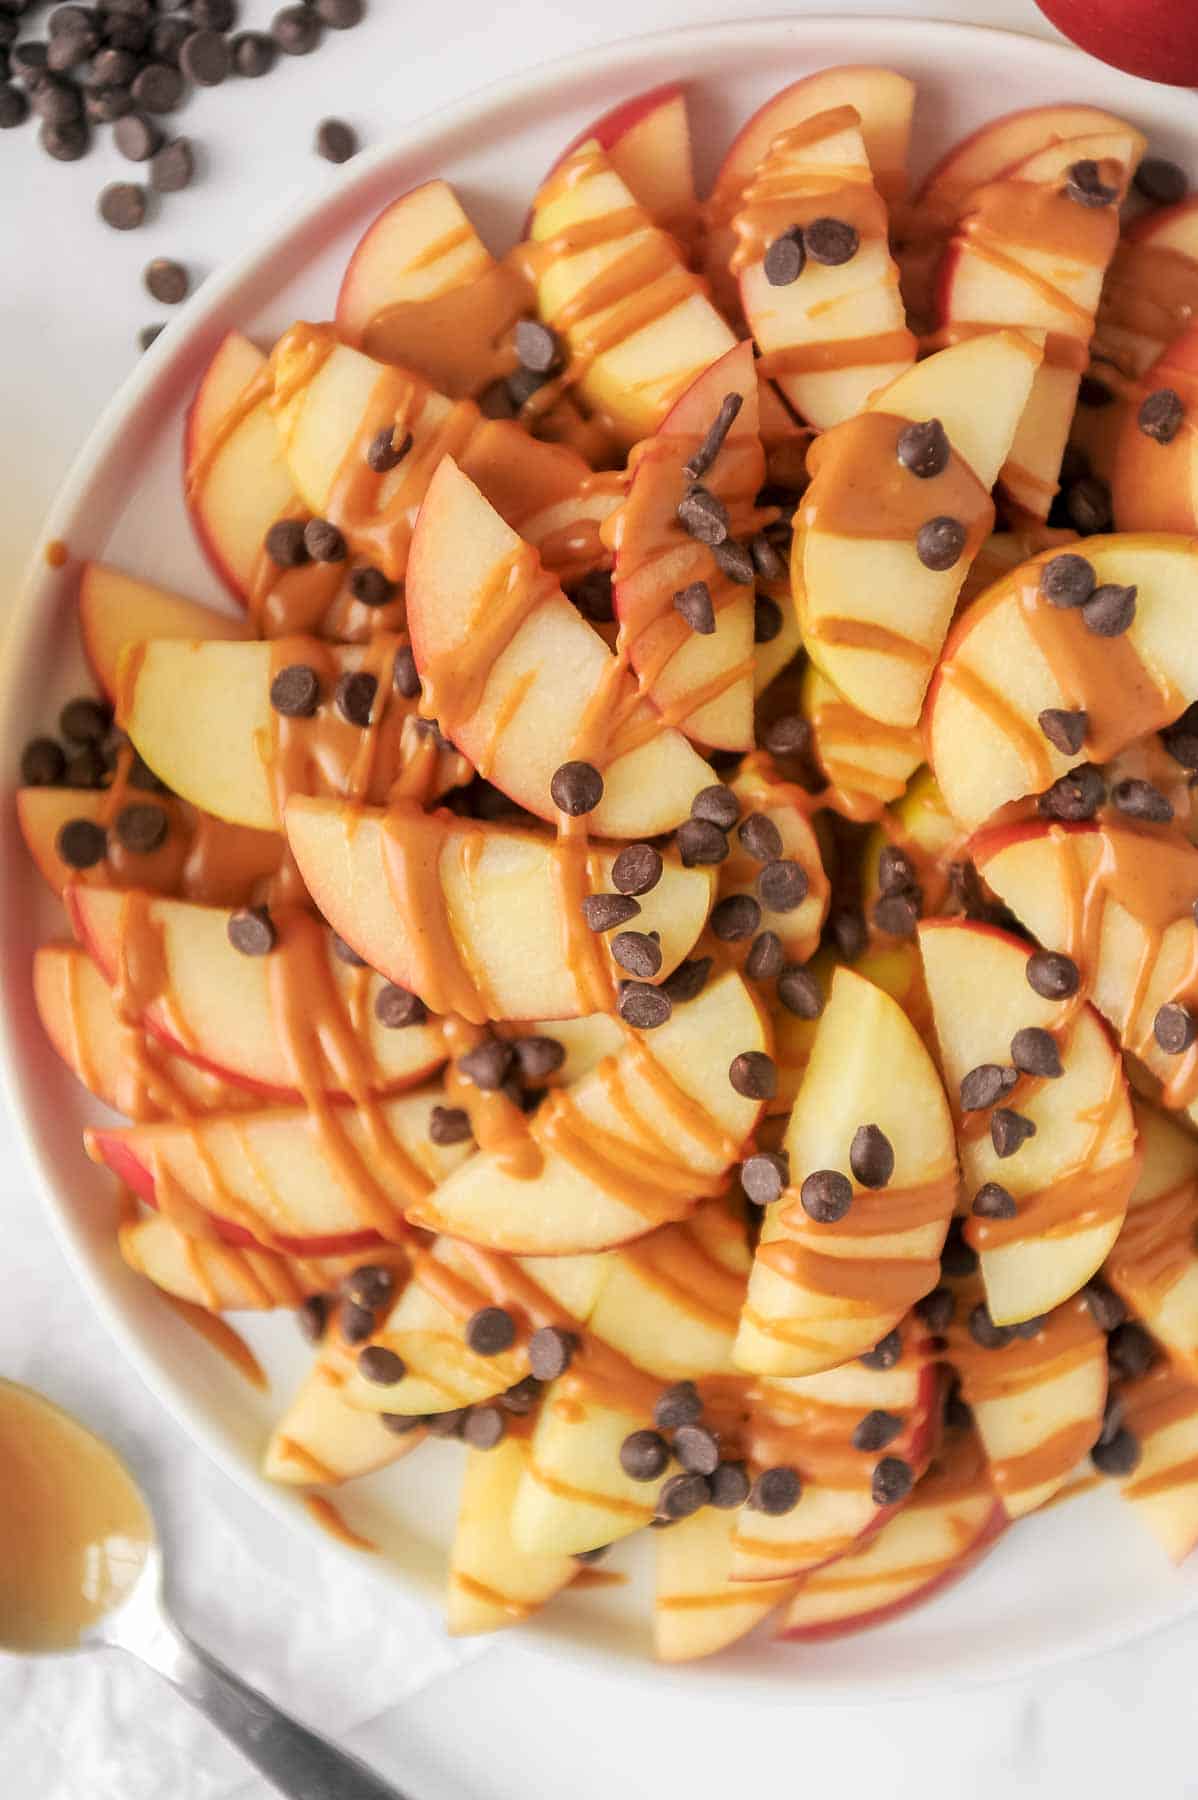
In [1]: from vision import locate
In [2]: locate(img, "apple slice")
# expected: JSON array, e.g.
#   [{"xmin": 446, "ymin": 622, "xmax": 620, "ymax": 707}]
[
  {"xmin": 529, "ymin": 137, "xmax": 735, "ymax": 446},
  {"xmin": 946, "ymin": 1282, "xmax": 1107, "ymax": 1516},
  {"xmin": 550, "ymin": 84, "xmax": 697, "ymax": 242},
  {"xmin": 185, "ymin": 330, "xmax": 296, "ymax": 603},
  {"xmin": 735, "ymin": 107, "xmax": 916, "ymax": 430},
  {"xmin": 936, "ymin": 126, "xmax": 1146, "ymax": 518},
  {"xmin": 736, "ymin": 965, "xmax": 956, "ymax": 1376},
  {"xmin": 405, "ymin": 456, "xmax": 715, "ymax": 835},
  {"xmin": 283, "ymin": 796, "xmax": 715, "ymax": 1025},
  {"xmin": 407, "ymin": 971, "xmax": 768, "ymax": 1254},
  {"xmin": 67, "ymin": 887, "xmax": 447, "ymax": 1102},
  {"xmin": 702, "ymin": 753, "xmax": 830, "ymax": 970},
  {"xmin": 919, "ymin": 919, "xmax": 1138, "ymax": 1324},
  {"xmin": 448, "ymin": 1434, "xmax": 578, "ymax": 1635},
  {"xmin": 1104, "ymin": 1105, "xmax": 1198, "ymax": 1383},
  {"xmin": 119, "ymin": 1210, "xmax": 344, "ymax": 1310},
  {"xmin": 654, "ymin": 1505, "xmax": 795, "ymax": 1663},
  {"xmin": 914, "ymin": 105, "xmax": 1140, "ymax": 237},
  {"xmin": 120, "ymin": 636, "xmax": 468, "ymax": 833},
  {"xmin": 265, "ymin": 1359, "xmax": 427, "ymax": 1486},
  {"xmin": 794, "ymin": 330, "xmax": 1044, "ymax": 728},
  {"xmin": 773, "ymin": 1428, "xmax": 1006, "ymax": 1640},
  {"xmin": 79, "ymin": 562, "xmax": 250, "ymax": 698},
  {"xmin": 801, "ymin": 664, "xmax": 923, "ymax": 822},
  {"xmin": 1116, "ymin": 1358, "xmax": 1198, "ymax": 1563},
  {"xmin": 861, "ymin": 768, "xmax": 962, "ymax": 936},
  {"xmin": 1093, "ymin": 196, "xmax": 1198, "ymax": 382},
  {"xmin": 972, "ymin": 820, "xmax": 1198, "ymax": 1138},
  {"xmin": 927, "ymin": 534, "xmax": 1198, "ymax": 830},
  {"xmin": 87, "ymin": 1082, "xmax": 472, "ymax": 1254},
  {"xmin": 608, "ymin": 340, "xmax": 762, "ymax": 751},
  {"xmin": 704, "ymin": 67, "xmax": 915, "ymax": 318},
  {"xmin": 1111, "ymin": 323, "xmax": 1198, "ymax": 534},
  {"xmin": 730, "ymin": 1324, "xmax": 940, "ymax": 1581},
  {"xmin": 957, "ymin": 521, "xmax": 1079, "ymax": 611}
]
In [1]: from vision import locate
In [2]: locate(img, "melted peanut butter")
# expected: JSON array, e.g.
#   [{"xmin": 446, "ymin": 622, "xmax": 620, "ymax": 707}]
[
  {"xmin": 1106, "ymin": 1177, "xmax": 1198, "ymax": 1311},
  {"xmin": 360, "ymin": 251, "xmax": 534, "ymax": 399},
  {"xmin": 957, "ymin": 176, "xmax": 1122, "ymax": 326},
  {"xmin": 1096, "ymin": 241, "xmax": 1198, "ymax": 371},
  {"xmin": 1121, "ymin": 1362, "xmax": 1198, "ymax": 1501}
]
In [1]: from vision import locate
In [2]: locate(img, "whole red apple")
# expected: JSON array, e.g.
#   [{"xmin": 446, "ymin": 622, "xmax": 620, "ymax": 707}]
[{"xmin": 1034, "ymin": 0, "xmax": 1198, "ymax": 85}]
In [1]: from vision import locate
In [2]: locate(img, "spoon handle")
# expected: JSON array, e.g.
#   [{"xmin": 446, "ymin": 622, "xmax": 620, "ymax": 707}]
[{"xmin": 118, "ymin": 1606, "xmax": 405, "ymax": 1800}]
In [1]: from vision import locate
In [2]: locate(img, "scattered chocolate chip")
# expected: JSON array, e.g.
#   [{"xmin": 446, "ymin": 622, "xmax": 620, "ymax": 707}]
[
  {"xmin": 665, "ymin": 1423, "xmax": 718, "ymax": 1481},
  {"xmin": 969, "ymin": 1301, "xmax": 1015, "ymax": 1350},
  {"xmin": 610, "ymin": 842, "xmax": 661, "ymax": 896},
  {"xmin": 1113, "ymin": 777, "xmax": 1173, "ymax": 823},
  {"xmin": 1154, "ymin": 1001, "xmax": 1197, "ymax": 1055},
  {"xmin": 896, "ymin": 418, "xmax": 949, "ymax": 480},
  {"xmin": 1161, "ymin": 706, "xmax": 1198, "ymax": 771},
  {"xmin": 729, "ymin": 1050, "xmax": 777, "ymax": 1100},
  {"xmin": 657, "ymin": 1471, "xmax": 711, "ymax": 1520},
  {"xmin": 1076, "ymin": 376, "xmax": 1113, "ymax": 413},
  {"xmin": 1065, "ymin": 158, "xmax": 1119, "ymax": 207},
  {"xmin": 19, "ymin": 737, "xmax": 65, "ymax": 786},
  {"xmin": 0, "ymin": 81, "xmax": 28, "ymax": 127},
  {"xmin": 420, "ymin": 1407, "xmax": 466, "ymax": 1438},
  {"xmin": 1082, "ymin": 581, "xmax": 1136, "ymax": 637},
  {"xmin": 871, "ymin": 1456, "xmax": 914, "ymax": 1506},
  {"xmin": 849, "ymin": 1124, "xmax": 894, "ymax": 1190},
  {"xmin": 1091, "ymin": 1426, "xmax": 1141, "ymax": 1477},
  {"xmin": 741, "ymin": 1150, "xmax": 788, "ymax": 1206},
  {"xmin": 512, "ymin": 1036, "xmax": 565, "ymax": 1083},
  {"xmin": 1027, "ymin": 949, "xmax": 1080, "ymax": 1000},
  {"xmin": 1037, "ymin": 762, "xmax": 1105, "ymax": 823},
  {"xmin": 708, "ymin": 1461, "xmax": 751, "ymax": 1509},
  {"xmin": 457, "ymin": 1037, "xmax": 514, "ymax": 1092},
  {"xmin": 339, "ymin": 1300, "xmax": 375, "ymax": 1346},
  {"xmin": 513, "ymin": 317, "xmax": 561, "ymax": 376},
  {"xmin": 748, "ymin": 1465, "xmax": 801, "ymax": 1515},
  {"xmin": 851, "ymin": 1410, "xmax": 903, "ymax": 1454},
  {"xmin": 55, "ymin": 817, "xmax": 107, "ymax": 869},
  {"xmin": 972, "ymin": 1181, "xmax": 1017, "ymax": 1221},
  {"xmin": 691, "ymin": 784, "xmax": 739, "ymax": 830},
  {"xmin": 65, "ymin": 745, "xmax": 107, "ymax": 788},
  {"xmin": 620, "ymin": 1428, "xmax": 670, "ymax": 1481},
  {"xmin": 916, "ymin": 515, "xmax": 966, "ymax": 572},
  {"xmin": 303, "ymin": 517, "xmax": 347, "ymax": 563},
  {"xmin": 316, "ymin": 116, "xmax": 357, "ymax": 164},
  {"xmin": 143, "ymin": 255, "xmax": 187, "ymax": 304},
  {"xmin": 758, "ymin": 858, "xmax": 808, "ymax": 912},
  {"xmin": 745, "ymin": 930, "xmax": 785, "ymax": 981},
  {"xmin": 41, "ymin": 117, "xmax": 89, "ymax": 160},
  {"xmin": 942, "ymin": 1218, "xmax": 978, "ymax": 1278},
  {"xmin": 60, "ymin": 696, "xmax": 111, "ymax": 743},
  {"xmin": 374, "ymin": 983, "xmax": 426, "ymax": 1029},
  {"xmin": 877, "ymin": 845, "xmax": 916, "ymax": 894},
  {"xmin": 297, "ymin": 1295, "xmax": 328, "ymax": 1343},
  {"xmin": 872, "ymin": 891, "xmax": 920, "ymax": 938},
  {"xmin": 342, "ymin": 1264, "xmax": 396, "ymax": 1313},
  {"xmin": 1082, "ymin": 1280, "xmax": 1126, "ymax": 1333},
  {"xmin": 428, "ymin": 1105, "xmax": 472, "ymax": 1147},
  {"xmin": 464, "ymin": 1306, "xmax": 516, "ymax": 1358},
  {"xmin": 763, "ymin": 226, "xmax": 806, "ymax": 286},
  {"xmin": 610, "ymin": 930, "xmax": 663, "ymax": 979},
  {"xmin": 655, "ymin": 1381, "xmax": 702, "ymax": 1430},
  {"xmin": 230, "ymin": 28, "xmax": 275, "ymax": 75},
  {"xmin": 581, "ymin": 892, "xmax": 641, "ymax": 934},
  {"xmin": 1037, "ymin": 707, "xmax": 1088, "ymax": 755},
  {"xmin": 960, "ymin": 1062, "xmax": 1016, "ymax": 1112},
  {"xmin": 180, "ymin": 26, "xmax": 229, "ymax": 85},
  {"xmin": 148, "ymin": 136, "xmax": 192, "ymax": 193},
  {"xmin": 673, "ymin": 578, "xmax": 715, "ymax": 634},
  {"xmin": 98, "ymin": 179, "xmax": 145, "ymax": 228},
  {"xmin": 714, "ymin": 538, "xmax": 755, "ymax": 586},
  {"xmin": 711, "ymin": 894, "xmax": 761, "ymax": 942},
  {"xmin": 805, "ymin": 215, "xmax": 859, "ymax": 264},
  {"xmin": 618, "ymin": 981, "xmax": 672, "ymax": 1029},
  {"xmin": 859, "ymin": 1328, "xmax": 903, "ymax": 1371},
  {"xmin": 1011, "ymin": 1026, "xmax": 1063, "ymax": 1079},
  {"xmin": 1134, "ymin": 156, "xmax": 1188, "ymax": 206},
  {"xmin": 750, "ymin": 532, "xmax": 787, "ymax": 582},
  {"xmin": 1096, "ymin": 1392, "xmax": 1125, "ymax": 1448},
  {"xmin": 1109, "ymin": 1320, "xmax": 1157, "ymax": 1380},
  {"xmin": 572, "ymin": 567, "xmax": 613, "ymax": 623},
  {"xmin": 133, "ymin": 61, "xmax": 183, "ymax": 114},
  {"xmin": 1065, "ymin": 474, "xmax": 1113, "ymax": 536},
  {"xmin": 501, "ymin": 1376, "xmax": 542, "ymax": 1416},
  {"xmin": 675, "ymin": 818, "xmax": 729, "ymax": 867},
  {"xmin": 113, "ymin": 801, "xmax": 168, "ymax": 855},
  {"xmin": 777, "ymin": 962, "xmax": 823, "ymax": 1018},
  {"xmin": 1138, "ymin": 386, "xmax": 1184, "ymax": 445},
  {"xmin": 386, "ymin": 646, "xmax": 420, "ymax": 705},
  {"xmin": 830, "ymin": 906, "xmax": 868, "ymax": 961},
  {"xmin": 348, "ymin": 565, "xmax": 395, "ymax": 607},
  {"xmin": 265, "ymin": 518, "xmax": 309, "ymax": 568},
  {"xmin": 676, "ymin": 484, "xmax": 729, "ymax": 547},
  {"xmin": 800, "ymin": 1168, "xmax": 852, "ymax": 1223},
  {"xmin": 357, "ymin": 1344, "xmax": 405, "ymax": 1387},
  {"xmin": 269, "ymin": 663, "xmax": 321, "ymax": 718},
  {"xmin": 365, "ymin": 425, "xmax": 412, "ymax": 474},
  {"xmin": 753, "ymin": 595, "xmax": 783, "ymax": 643},
  {"xmin": 227, "ymin": 904, "xmax": 276, "ymax": 956},
  {"xmin": 991, "ymin": 1107, "xmax": 1036, "ymax": 1158},
  {"xmin": 478, "ymin": 379, "xmax": 515, "ymax": 420},
  {"xmin": 524, "ymin": 1325, "xmax": 574, "ymax": 1383},
  {"xmin": 762, "ymin": 713, "xmax": 811, "ymax": 760},
  {"xmin": 334, "ymin": 670, "xmax": 378, "ymax": 728},
  {"xmin": 683, "ymin": 391, "xmax": 744, "ymax": 480},
  {"xmin": 660, "ymin": 957, "xmax": 711, "ymax": 1004},
  {"xmin": 461, "ymin": 1404, "xmax": 506, "ymax": 1450},
  {"xmin": 550, "ymin": 760, "xmax": 603, "ymax": 816},
  {"xmin": 315, "ymin": 0, "xmax": 365, "ymax": 24},
  {"xmin": 916, "ymin": 1286, "xmax": 954, "ymax": 1332}
]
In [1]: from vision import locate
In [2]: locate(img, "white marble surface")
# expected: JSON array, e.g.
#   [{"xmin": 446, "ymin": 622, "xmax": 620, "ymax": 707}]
[{"xmin": 2, "ymin": 1, "xmax": 1198, "ymax": 1795}]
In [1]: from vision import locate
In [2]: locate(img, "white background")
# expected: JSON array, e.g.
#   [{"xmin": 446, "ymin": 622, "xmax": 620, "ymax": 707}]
[{"xmin": 3, "ymin": 2, "xmax": 1198, "ymax": 1796}]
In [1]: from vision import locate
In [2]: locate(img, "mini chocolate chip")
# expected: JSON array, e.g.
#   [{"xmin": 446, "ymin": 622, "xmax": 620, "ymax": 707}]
[
  {"xmin": 500, "ymin": 1376, "xmax": 542, "ymax": 1416},
  {"xmin": 691, "ymin": 784, "xmax": 739, "ymax": 829},
  {"xmin": 660, "ymin": 957, "xmax": 711, "ymax": 1004},
  {"xmin": 763, "ymin": 227, "xmax": 806, "ymax": 286},
  {"xmin": 551, "ymin": 760, "xmax": 603, "ymax": 816},
  {"xmin": 366, "ymin": 425, "xmax": 412, "ymax": 473},
  {"xmin": 65, "ymin": 745, "xmax": 107, "ymax": 788},
  {"xmin": 265, "ymin": 519, "xmax": 309, "ymax": 568},
  {"xmin": 573, "ymin": 568, "xmax": 613, "ymax": 623},
  {"xmin": 777, "ymin": 963, "xmax": 823, "ymax": 1018},
  {"xmin": 749, "ymin": 1466, "xmax": 801, "ymax": 1515},
  {"xmin": 1011, "ymin": 1026, "xmax": 1063, "ymax": 1079},
  {"xmin": 1161, "ymin": 706, "xmax": 1198, "ymax": 771},
  {"xmin": 458, "ymin": 1037, "xmax": 514, "ymax": 1091},
  {"xmin": 673, "ymin": 579, "xmax": 715, "ymax": 634},
  {"xmin": 1065, "ymin": 475, "xmax": 1113, "ymax": 536},
  {"xmin": 916, "ymin": 1286, "xmax": 954, "ymax": 1332},
  {"xmin": 754, "ymin": 595, "xmax": 783, "ymax": 643},
  {"xmin": 386, "ymin": 647, "xmax": 420, "ymax": 705},
  {"xmin": 269, "ymin": 663, "xmax": 321, "ymax": 718},
  {"xmin": 428, "ymin": 1105, "xmax": 472, "ymax": 1147},
  {"xmin": 60, "ymin": 696, "xmax": 111, "ymax": 743},
  {"xmin": 512, "ymin": 1036, "xmax": 565, "ymax": 1083},
  {"xmin": 113, "ymin": 111, "xmax": 162, "ymax": 168},
  {"xmin": 762, "ymin": 714, "xmax": 811, "ymax": 760},
  {"xmin": 1109, "ymin": 1320, "xmax": 1157, "ymax": 1379},
  {"xmin": 525, "ymin": 1325, "xmax": 575, "ymax": 1382},
  {"xmin": 729, "ymin": 1050, "xmax": 777, "ymax": 1100},
  {"xmin": 357, "ymin": 1345, "xmax": 406, "ymax": 1386},
  {"xmin": 960, "ymin": 1063, "xmax": 1016, "ymax": 1112},
  {"xmin": 871, "ymin": 1456, "xmax": 914, "ymax": 1506},
  {"xmin": 41, "ymin": 118, "xmax": 89, "ymax": 160},
  {"xmin": 611, "ymin": 930, "xmax": 663, "ymax": 979},
  {"xmin": 56, "ymin": 817, "xmax": 107, "ymax": 869},
  {"xmin": 708, "ymin": 1461, "xmax": 751, "ymax": 1509},
  {"xmin": 1138, "ymin": 386, "xmax": 1184, "ymax": 445},
  {"xmin": 657, "ymin": 1471, "xmax": 711, "ymax": 1520},
  {"xmin": 33, "ymin": 74, "xmax": 81, "ymax": 124},
  {"xmin": 735, "ymin": 813, "xmax": 782, "ymax": 867},
  {"xmin": 942, "ymin": 1218, "xmax": 978, "ymax": 1278},
  {"xmin": 20, "ymin": 738, "xmax": 65, "ymax": 786},
  {"xmin": 896, "ymin": 418, "xmax": 949, "ymax": 479},
  {"xmin": 1091, "ymin": 1426, "xmax": 1141, "ymax": 1477},
  {"xmin": 181, "ymin": 26, "xmax": 230, "ymax": 84},
  {"xmin": 303, "ymin": 517, "xmax": 347, "ymax": 563},
  {"xmin": 98, "ymin": 180, "xmax": 146, "ymax": 229},
  {"xmin": 340, "ymin": 1300, "xmax": 375, "ymax": 1345},
  {"xmin": 969, "ymin": 1301, "xmax": 1015, "ymax": 1350},
  {"xmin": 676, "ymin": 484, "xmax": 729, "ymax": 546},
  {"xmin": 1082, "ymin": 581, "xmax": 1136, "ymax": 637},
  {"xmin": 349, "ymin": 565, "xmax": 396, "ymax": 607},
  {"xmin": 859, "ymin": 1328, "xmax": 903, "ymax": 1370},
  {"xmin": 1037, "ymin": 762, "xmax": 1105, "ymax": 823},
  {"xmin": 1013, "ymin": 1315, "xmax": 1048, "ymax": 1340},
  {"xmin": 873, "ymin": 891, "xmax": 920, "ymax": 938},
  {"xmin": 877, "ymin": 845, "xmax": 917, "ymax": 894},
  {"xmin": 149, "ymin": 136, "xmax": 193, "ymax": 193},
  {"xmin": 1065, "ymin": 158, "xmax": 1119, "ymax": 207},
  {"xmin": 227, "ymin": 905, "xmax": 276, "ymax": 957},
  {"xmin": 230, "ymin": 28, "xmax": 275, "ymax": 74},
  {"xmin": 805, "ymin": 216, "xmax": 859, "ymax": 264},
  {"xmin": 800, "ymin": 1168, "xmax": 852, "ymax": 1223},
  {"xmin": 1078, "ymin": 374, "xmax": 1114, "ymax": 409},
  {"xmin": 316, "ymin": 117, "xmax": 357, "ymax": 164},
  {"xmin": 1113, "ymin": 777, "xmax": 1173, "ymax": 823},
  {"xmin": 830, "ymin": 907, "xmax": 868, "ymax": 960},
  {"xmin": 676, "ymin": 818, "xmax": 729, "ymax": 867},
  {"xmin": 655, "ymin": 1381, "xmax": 702, "ymax": 1430},
  {"xmin": 581, "ymin": 892, "xmax": 641, "ymax": 933},
  {"xmin": 462, "ymin": 1405, "xmax": 507, "ymax": 1450},
  {"xmin": 133, "ymin": 61, "xmax": 183, "ymax": 113},
  {"xmin": 478, "ymin": 379, "xmax": 515, "ymax": 420},
  {"xmin": 421, "ymin": 1407, "xmax": 466, "ymax": 1438},
  {"xmin": 315, "ymin": 0, "xmax": 365, "ymax": 23},
  {"xmin": 711, "ymin": 893, "xmax": 761, "ymax": 942},
  {"xmin": 683, "ymin": 391, "xmax": 744, "ymax": 481},
  {"xmin": 849, "ymin": 1124, "xmax": 894, "ymax": 1190},
  {"xmin": 143, "ymin": 256, "xmax": 187, "ymax": 306},
  {"xmin": 1082, "ymin": 1280, "xmax": 1126, "ymax": 1333},
  {"xmin": 674, "ymin": 1423, "xmax": 721, "ymax": 1477},
  {"xmin": 374, "ymin": 983, "xmax": 426, "ymax": 1029},
  {"xmin": 618, "ymin": 982, "xmax": 672, "ymax": 1029},
  {"xmin": 335, "ymin": 670, "xmax": 378, "ymax": 728},
  {"xmin": 916, "ymin": 515, "xmax": 966, "ymax": 572},
  {"xmin": 1027, "ymin": 949, "xmax": 1080, "ymax": 1000},
  {"xmin": 750, "ymin": 533, "xmax": 787, "ymax": 581},
  {"xmin": 465, "ymin": 1306, "xmax": 516, "ymax": 1358},
  {"xmin": 513, "ymin": 317, "xmax": 561, "ymax": 375},
  {"xmin": 741, "ymin": 1150, "xmax": 788, "ymax": 1206},
  {"xmin": 1096, "ymin": 1392, "xmax": 1125, "ymax": 1449},
  {"xmin": 611, "ymin": 842, "xmax": 662, "ymax": 896},
  {"xmin": 758, "ymin": 858, "xmax": 808, "ymax": 912},
  {"xmin": 852, "ymin": 1410, "xmax": 903, "ymax": 1454},
  {"xmin": 1135, "ymin": 156, "xmax": 1188, "ymax": 206},
  {"xmin": 1154, "ymin": 1001, "xmax": 1197, "ymax": 1054},
  {"xmin": 297, "ymin": 1295, "xmax": 329, "ymax": 1343},
  {"xmin": 331, "ymin": 933, "xmax": 365, "ymax": 969},
  {"xmin": 991, "ymin": 1107, "xmax": 1036, "ymax": 1157},
  {"xmin": 714, "ymin": 539, "xmax": 755, "ymax": 586},
  {"xmin": 114, "ymin": 802, "xmax": 168, "ymax": 855},
  {"xmin": 0, "ymin": 82, "xmax": 29, "ymax": 126},
  {"xmin": 745, "ymin": 930, "xmax": 785, "ymax": 981},
  {"xmin": 1038, "ymin": 707, "xmax": 1088, "ymax": 755},
  {"xmin": 620, "ymin": 1428, "xmax": 670, "ymax": 1481},
  {"xmin": 972, "ymin": 1181, "xmax": 1017, "ymax": 1220}
]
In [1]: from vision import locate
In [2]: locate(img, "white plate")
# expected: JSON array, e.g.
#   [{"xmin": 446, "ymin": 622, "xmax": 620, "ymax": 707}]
[{"xmin": 3, "ymin": 13, "xmax": 1198, "ymax": 1701}]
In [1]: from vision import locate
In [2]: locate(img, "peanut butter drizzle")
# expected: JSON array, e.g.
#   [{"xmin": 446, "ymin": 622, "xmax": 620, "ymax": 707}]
[
  {"xmin": 160, "ymin": 1294, "xmax": 268, "ymax": 1389},
  {"xmin": 1120, "ymin": 1362, "xmax": 1198, "ymax": 1501},
  {"xmin": 527, "ymin": 1072, "xmax": 722, "ymax": 1225},
  {"xmin": 360, "ymin": 250, "xmax": 534, "ymax": 399},
  {"xmin": 185, "ymin": 361, "xmax": 274, "ymax": 499},
  {"xmin": 1106, "ymin": 1177, "xmax": 1198, "ymax": 1310},
  {"xmin": 615, "ymin": 1222, "xmax": 747, "ymax": 1337},
  {"xmin": 950, "ymin": 1289, "xmax": 1100, "ymax": 1406},
  {"xmin": 441, "ymin": 1016, "xmax": 541, "ymax": 1179},
  {"xmin": 378, "ymin": 803, "xmax": 494, "ymax": 1024},
  {"xmin": 1096, "ymin": 241, "xmax": 1198, "ymax": 371},
  {"xmin": 966, "ymin": 1126, "xmax": 1137, "ymax": 1254},
  {"xmin": 302, "ymin": 1495, "xmax": 377, "ymax": 1552},
  {"xmin": 955, "ymin": 174, "xmax": 1123, "ymax": 330}
]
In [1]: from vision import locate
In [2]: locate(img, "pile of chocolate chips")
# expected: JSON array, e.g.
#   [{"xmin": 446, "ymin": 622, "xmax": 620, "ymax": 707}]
[{"xmin": 0, "ymin": 0, "xmax": 366, "ymax": 342}]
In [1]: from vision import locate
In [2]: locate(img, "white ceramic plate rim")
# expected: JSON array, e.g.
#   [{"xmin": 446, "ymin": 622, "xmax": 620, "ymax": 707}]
[{"xmin": 4, "ymin": 12, "xmax": 1198, "ymax": 1704}]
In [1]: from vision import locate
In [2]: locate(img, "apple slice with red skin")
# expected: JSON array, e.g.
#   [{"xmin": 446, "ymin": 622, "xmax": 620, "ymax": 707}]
[
  {"xmin": 1111, "ymin": 324, "xmax": 1198, "ymax": 533},
  {"xmin": 87, "ymin": 1081, "xmax": 472, "ymax": 1255},
  {"xmin": 1093, "ymin": 197, "xmax": 1198, "ymax": 382},
  {"xmin": 407, "ymin": 971, "xmax": 768, "ymax": 1255},
  {"xmin": 79, "ymin": 561, "xmax": 250, "ymax": 699},
  {"xmin": 730, "ymin": 1324, "xmax": 941, "ymax": 1582},
  {"xmin": 265, "ymin": 1353, "xmax": 427, "ymax": 1486},
  {"xmin": 405, "ymin": 456, "xmax": 715, "ymax": 835},
  {"xmin": 67, "ymin": 886, "xmax": 448, "ymax": 1103},
  {"xmin": 913, "ymin": 104, "xmax": 1139, "ymax": 236},
  {"xmin": 919, "ymin": 918, "xmax": 1139, "ymax": 1325},
  {"xmin": 706, "ymin": 753, "xmax": 830, "ymax": 971},
  {"xmin": 185, "ymin": 330, "xmax": 296, "ymax": 604},
  {"xmin": 609, "ymin": 339, "xmax": 762, "ymax": 751},
  {"xmin": 283, "ymin": 795, "xmax": 715, "ymax": 1025},
  {"xmin": 548, "ymin": 83, "xmax": 696, "ymax": 241},
  {"xmin": 927, "ymin": 534, "xmax": 1198, "ymax": 831},
  {"xmin": 119, "ymin": 1209, "xmax": 353, "ymax": 1311},
  {"xmin": 655, "ymin": 1505, "xmax": 796, "ymax": 1663},
  {"xmin": 773, "ymin": 1427, "xmax": 1006, "ymax": 1640},
  {"xmin": 800, "ymin": 663, "xmax": 923, "ymax": 823},
  {"xmin": 1116, "ymin": 1357, "xmax": 1198, "ymax": 1563},
  {"xmin": 448, "ymin": 1433, "xmax": 580, "ymax": 1635},
  {"xmin": 972, "ymin": 821, "xmax": 1198, "ymax": 1141},
  {"xmin": 736, "ymin": 965, "xmax": 956, "ymax": 1377},
  {"xmin": 1104, "ymin": 1104, "xmax": 1198, "ymax": 1384},
  {"xmin": 704, "ymin": 66, "xmax": 915, "ymax": 319}
]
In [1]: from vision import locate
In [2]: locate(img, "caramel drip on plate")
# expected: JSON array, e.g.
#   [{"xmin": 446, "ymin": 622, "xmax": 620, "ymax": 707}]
[{"xmin": 303, "ymin": 1495, "xmax": 377, "ymax": 1552}]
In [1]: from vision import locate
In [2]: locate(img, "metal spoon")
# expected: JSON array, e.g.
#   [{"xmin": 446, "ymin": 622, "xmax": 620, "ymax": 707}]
[{"xmin": 0, "ymin": 1380, "xmax": 404, "ymax": 1800}]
